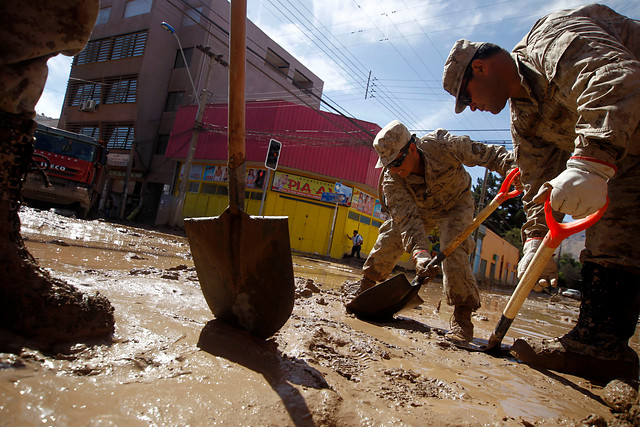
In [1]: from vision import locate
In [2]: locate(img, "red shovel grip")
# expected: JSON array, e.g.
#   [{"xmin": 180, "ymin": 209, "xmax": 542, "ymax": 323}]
[
  {"xmin": 495, "ymin": 168, "xmax": 522, "ymax": 203},
  {"xmin": 544, "ymin": 196, "xmax": 609, "ymax": 249}
]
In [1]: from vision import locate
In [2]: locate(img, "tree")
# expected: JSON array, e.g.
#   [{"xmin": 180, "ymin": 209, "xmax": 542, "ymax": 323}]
[{"xmin": 471, "ymin": 171, "xmax": 526, "ymax": 238}]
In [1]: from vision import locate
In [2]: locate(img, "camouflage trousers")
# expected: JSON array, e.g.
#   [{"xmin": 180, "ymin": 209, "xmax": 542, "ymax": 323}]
[
  {"xmin": 363, "ymin": 193, "xmax": 480, "ymax": 309},
  {"xmin": 582, "ymin": 153, "xmax": 640, "ymax": 275}
]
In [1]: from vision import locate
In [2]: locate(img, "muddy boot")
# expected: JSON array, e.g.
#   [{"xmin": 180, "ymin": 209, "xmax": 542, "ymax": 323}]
[
  {"xmin": 0, "ymin": 112, "xmax": 115, "ymax": 351},
  {"xmin": 445, "ymin": 304, "xmax": 474, "ymax": 344},
  {"xmin": 511, "ymin": 262, "xmax": 640, "ymax": 383}
]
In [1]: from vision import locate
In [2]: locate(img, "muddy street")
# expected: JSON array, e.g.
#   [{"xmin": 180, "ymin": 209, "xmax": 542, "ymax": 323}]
[{"xmin": 1, "ymin": 207, "xmax": 638, "ymax": 425}]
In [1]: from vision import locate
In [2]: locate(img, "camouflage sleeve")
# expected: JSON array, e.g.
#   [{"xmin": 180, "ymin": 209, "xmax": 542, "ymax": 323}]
[
  {"xmin": 0, "ymin": 0, "xmax": 99, "ymax": 115},
  {"xmin": 427, "ymin": 128, "xmax": 515, "ymax": 176},
  {"xmin": 381, "ymin": 169, "xmax": 430, "ymax": 257},
  {"xmin": 527, "ymin": 13, "xmax": 640, "ymax": 164}
]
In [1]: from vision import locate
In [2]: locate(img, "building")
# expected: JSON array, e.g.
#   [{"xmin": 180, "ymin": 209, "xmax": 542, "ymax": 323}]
[
  {"xmin": 472, "ymin": 225, "xmax": 519, "ymax": 287},
  {"xmin": 164, "ymin": 100, "xmax": 392, "ymax": 259},
  {"xmin": 58, "ymin": 0, "xmax": 323, "ymax": 223}
]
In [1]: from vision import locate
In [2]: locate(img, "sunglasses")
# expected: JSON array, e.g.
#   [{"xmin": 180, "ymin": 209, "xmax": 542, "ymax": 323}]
[{"xmin": 387, "ymin": 139, "xmax": 413, "ymax": 168}]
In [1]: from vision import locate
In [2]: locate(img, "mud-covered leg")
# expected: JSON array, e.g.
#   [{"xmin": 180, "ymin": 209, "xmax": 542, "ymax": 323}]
[
  {"xmin": 510, "ymin": 262, "xmax": 640, "ymax": 383},
  {"xmin": 0, "ymin": 112, "xmax": 115, "ymax": 350}
]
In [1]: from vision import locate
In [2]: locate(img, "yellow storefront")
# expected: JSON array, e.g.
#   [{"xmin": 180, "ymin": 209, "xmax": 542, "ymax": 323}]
[{"xmin": 176, "ymin": 162, "xmax": 406, "ymax": 261}]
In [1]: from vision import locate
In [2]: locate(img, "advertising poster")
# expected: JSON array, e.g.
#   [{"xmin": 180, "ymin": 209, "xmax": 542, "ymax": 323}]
[{"xmin": 272, "ymin": 171, "xmax": 351, "ymax": 206}]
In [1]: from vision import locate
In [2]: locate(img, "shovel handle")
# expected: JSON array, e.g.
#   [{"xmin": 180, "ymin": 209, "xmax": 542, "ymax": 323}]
[
  {"xmin": 486, "ymin": 196, "xmax": 608, "ymax": 350},
  {"xmin": 228, "ymin": 0, "xmax": 247, "ymax": 213},
  {"xmin": 441, "ymin": 168, "xmax": 521, "ymax": 258},
  {"xmin": 544, "ymin": 195, "xmax": 609, "ymax": 249}
]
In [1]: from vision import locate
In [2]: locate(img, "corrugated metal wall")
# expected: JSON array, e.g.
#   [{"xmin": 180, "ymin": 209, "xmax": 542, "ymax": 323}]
[{"xmin": 166, "ymin": 100, "xmax": 383, "ymax": 189}]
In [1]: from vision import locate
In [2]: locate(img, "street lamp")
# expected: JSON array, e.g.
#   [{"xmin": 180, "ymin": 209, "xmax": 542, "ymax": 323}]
[{"xmin": 160, "ymin": 21, "xmax": 198, "ymax": 101}]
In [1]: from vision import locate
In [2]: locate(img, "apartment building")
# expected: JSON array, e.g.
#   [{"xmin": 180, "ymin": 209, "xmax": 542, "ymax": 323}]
[{"xmin": 58, "ymin": 0, "xmax": 324, "ymax": 222}]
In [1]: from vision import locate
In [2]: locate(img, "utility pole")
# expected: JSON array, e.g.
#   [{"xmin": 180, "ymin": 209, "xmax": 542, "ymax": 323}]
[
  {"xmin": 171, "ymin": 45, "xmax": 227, "ymax": 226},
  {"xmin": 471, "ymin": 168, "xmax": 489, "ymax": 267}
]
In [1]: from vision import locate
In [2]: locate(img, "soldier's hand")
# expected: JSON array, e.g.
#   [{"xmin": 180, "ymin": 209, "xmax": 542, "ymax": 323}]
[
  {"xmin": 533, "ymin": 157, "xmax": 614, "ymax": 219},
  {"xmin": 413, "ymin": 250, "xmax": 440, "ymax": 280},
  {"xmin": 518, "ymin": 238, "xmax": 558, "ymax": 291}
]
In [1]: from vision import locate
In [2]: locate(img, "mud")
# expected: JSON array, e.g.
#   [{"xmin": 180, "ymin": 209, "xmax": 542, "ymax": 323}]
[{"xmin": 2, "ymin": 207, "xmax": 639, "ymax": 425}]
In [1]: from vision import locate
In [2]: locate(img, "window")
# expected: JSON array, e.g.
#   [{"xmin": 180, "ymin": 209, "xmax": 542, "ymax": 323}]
[
  {"xmin": 174, "ymin": 47, "xmax": 193, "ymax": 69},
  {"xmin": 164, "ymin": 91, "xmax": 185, "ymax": 112},
  {"xmin": 103, "ymin": 124, "xmax": 135, "ymax": 150},
  {"xmin": 183, "ymin": 6, "xmax": 202, "ymax": 26},
  {"xmin": 67, "ymin": 80, "xmax": 102, "ymax": 106},
  {"xmin": 111, "ymin": 32, "xmax": 148, "ymax": 60},
  {"xmin": 96, "ymin": 7, "xmax": 111, "ymax": 25},
  {"xmin": 188, "ymin": 182, "xmax": 200, "ymax": 193},
  {"xmin": 67, "ymin": 124, "xmax": 100, "ymax": 141},
  {"xmin": 74, "ymin": 31, "xmax": 148, "ymax": 65},
  {"xmin": 124, "ymin": 0, "xmax": 152, "ymax": 18},
  {"xmin": 265, "ymin": 48, "xmax": 289, "ymax": 75},
  {"xmin": 155, "ymin": 134, "xmax": 169, "ymax": 155},
  {"xmin": 66, "ymin": 75, "xmax": 137, "ymax": 106},
  {"xmin": 103, "ymin": 76, "xmax": 137, "ymax": 104},
  {"xmin": 293, "ymin": 69, "xmax": 313, "ymax": 92}
]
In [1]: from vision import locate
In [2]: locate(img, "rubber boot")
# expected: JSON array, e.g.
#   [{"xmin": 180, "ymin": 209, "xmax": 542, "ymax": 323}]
[
  {"xmin": 445, "ymin": 304, "xmax": 474, "ymax": 344},
  {"xmin": 511, "ymin": 262, "xmax": 640, "ymax": 383},
  {"xmin": 0, "ymin": 112, "xmax": 115, "ymax": 351}
]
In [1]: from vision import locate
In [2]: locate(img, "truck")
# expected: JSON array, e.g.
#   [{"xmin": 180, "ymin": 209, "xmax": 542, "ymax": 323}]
[{"xmin": 23, "ymin": 123, "xmax": 108, "ymax": 218}]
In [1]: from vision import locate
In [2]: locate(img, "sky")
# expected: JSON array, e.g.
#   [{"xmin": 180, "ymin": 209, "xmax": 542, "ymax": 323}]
[{"xmin": 36, "ymin": 0, "xmax": 640, "ymax": 184}]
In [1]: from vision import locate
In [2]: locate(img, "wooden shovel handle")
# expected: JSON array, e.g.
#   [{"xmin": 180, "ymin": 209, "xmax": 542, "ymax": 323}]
[
  {"xmin": 228, "ymin": 0, "xmax": 247, "ymax": 212},
  {"xmin": 502, "ymin": 196, "xmax": 608, "ymax": 319},
  {"xmin": 442, "ymin": 168, "xmax": 522, "ymax": 257}
]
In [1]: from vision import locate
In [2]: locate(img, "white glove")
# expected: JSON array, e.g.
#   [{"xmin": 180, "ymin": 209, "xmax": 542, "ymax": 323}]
[
  {"xmin": 518, "ymin": 238, "xmax": 558, "ymax": 292},
  {"xmin": 413, "ymin": 250, "xmax": 440, "ymax": 280},
  {"xmin": 533, "ymin": 157, "xmax": 615, "ymax": 219}
]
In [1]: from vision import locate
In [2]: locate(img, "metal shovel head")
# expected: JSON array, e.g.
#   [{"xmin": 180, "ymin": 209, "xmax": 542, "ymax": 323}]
[
  {"xmin": 184, "ymin": 209, "xmax": 295, "ymax": 338},
  {"xmin": 346, "ymin": 273, "xmax": 417, "ymax": 321}
]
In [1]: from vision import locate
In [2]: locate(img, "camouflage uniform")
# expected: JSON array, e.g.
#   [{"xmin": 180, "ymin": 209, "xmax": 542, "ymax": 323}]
[
  {"xmin": 510, "ymin": 4, "xmax": 640, "ymax": 274},
  {"xmin": 0, "ymin": 0, "xmax": 99, "ymax": 116},
  {"xmin": 364, "ymin": 128, "xmax": 514, "ymax": 309},
  {"xmin": 0, "ymin": 1, "xmax": 114, "ymax": 347}
]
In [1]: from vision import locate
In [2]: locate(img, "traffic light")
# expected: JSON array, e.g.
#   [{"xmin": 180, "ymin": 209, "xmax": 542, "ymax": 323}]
[{"xmin": 265, "ymin": 139, "xmax": 282, "ymax": 170}]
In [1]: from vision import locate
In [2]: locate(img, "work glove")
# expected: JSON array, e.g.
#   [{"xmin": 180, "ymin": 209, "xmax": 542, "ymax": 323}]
[
  {"xmin": 517, "ymin": 238, "xmax": 558, "ymax": 292},
  {"xmin": 533, "ymin": 156, "xmax": 615, "ymax": 219},
  {"xmin": 413, "ymin": 250, "xmax": 440, "ymax": 280}
]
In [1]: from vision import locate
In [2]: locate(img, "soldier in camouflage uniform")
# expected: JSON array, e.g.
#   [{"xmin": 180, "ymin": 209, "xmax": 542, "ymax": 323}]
[
  {"xmin": 443, "ymin": 4, "xmax": 640, "ymax": 382},
  {"xmin": 0, "ymin": 0, "xmax": 114, "ymax": 349},
  {"xmin": 352, "ymin": 120, "xmax": 514, "ymax": 344}
]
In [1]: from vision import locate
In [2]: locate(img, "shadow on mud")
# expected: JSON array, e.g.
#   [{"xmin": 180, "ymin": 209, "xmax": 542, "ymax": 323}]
[{"xmin": 197, "ymin": 319, "xmax": 330, "ymax": 427}]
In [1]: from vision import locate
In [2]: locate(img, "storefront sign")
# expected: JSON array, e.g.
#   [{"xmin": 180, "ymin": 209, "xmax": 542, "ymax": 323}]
[{"xmin": 272, "ymin": 171, "xmax": 351, "ymax": 205}]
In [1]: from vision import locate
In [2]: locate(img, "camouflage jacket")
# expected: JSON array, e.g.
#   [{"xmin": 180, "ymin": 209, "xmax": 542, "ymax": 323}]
[
  {"xmin": 510, "ymin": 4, "xmax": 640, "ymax": 239},
  {"xmin": 383, "ymin": 128, "xmax": 514, "ymax": 256}
]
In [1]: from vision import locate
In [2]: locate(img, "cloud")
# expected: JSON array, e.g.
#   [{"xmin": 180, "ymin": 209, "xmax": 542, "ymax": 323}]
[{"xmin": 35, "ymin": 54, "xmax": 73, "ymax": 118}]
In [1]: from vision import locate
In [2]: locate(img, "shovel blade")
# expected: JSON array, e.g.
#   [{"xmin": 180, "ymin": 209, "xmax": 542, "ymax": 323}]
[
  {"xmin": 184, "ymin": 209, "xmax": 295, "ymax": 338},
  {"xmin": 346, "ymin": 273, "xmax": 418, "ymax": 321}
]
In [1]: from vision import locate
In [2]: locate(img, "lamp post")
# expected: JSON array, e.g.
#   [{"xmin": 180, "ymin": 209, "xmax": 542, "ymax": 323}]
[{"xmin": 160, "ymin": 21, "xmax": 198, "ymax": 101}]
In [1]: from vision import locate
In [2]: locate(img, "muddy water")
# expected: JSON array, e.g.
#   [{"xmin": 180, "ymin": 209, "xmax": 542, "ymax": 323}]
[{"xmin": 2, "ymin": 207, "xmax": 636, "ymax": 425}]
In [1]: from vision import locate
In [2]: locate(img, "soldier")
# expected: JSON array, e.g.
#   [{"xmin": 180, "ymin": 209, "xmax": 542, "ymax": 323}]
[
  {"xmin": 349, "ymin": 120, "xmax": 514, "ymax": 344},
  {"xmin": 443, "ymin": 4, "xmax": 640, "ymax": 382},
  {"xmin": 0, "ymin": 0, "xmax": 114, "ymax": 348}
]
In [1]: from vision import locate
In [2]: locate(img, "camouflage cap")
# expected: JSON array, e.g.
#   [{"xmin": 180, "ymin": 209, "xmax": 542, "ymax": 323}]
[
  {"xmin": 373, "ymin": 120, "xmax": 412, "ymax": 168},
  {"xmin": 442, "ymin": 39, "xmax": 484, "ymax": 114}
]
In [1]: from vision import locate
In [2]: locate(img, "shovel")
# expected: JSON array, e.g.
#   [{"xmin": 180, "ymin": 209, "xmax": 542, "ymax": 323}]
[
  {"xmin": 346, "ymin": 167, "xmax": 522, "ymax": 321},
  {"xmin": 484, "ymin": 196, "xmax": 608, "ymax": 354},
  {"xmin": 184, "ymin": 0, "xmax": 295, "ymax": 339}
]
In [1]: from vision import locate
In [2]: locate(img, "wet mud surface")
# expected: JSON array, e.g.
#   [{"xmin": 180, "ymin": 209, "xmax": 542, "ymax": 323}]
[{"xmin": 2, "ymin": 207, "xmax": 639, "ymax": 425}]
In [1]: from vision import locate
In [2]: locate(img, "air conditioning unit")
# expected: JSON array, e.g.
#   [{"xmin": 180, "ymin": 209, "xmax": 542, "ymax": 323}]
[{"xmin": 80, "ymin": 99, "xmax": 97, "ymax": 112}]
